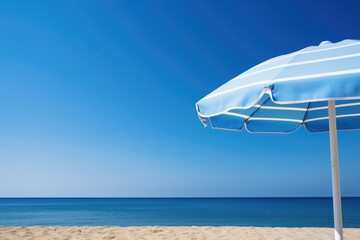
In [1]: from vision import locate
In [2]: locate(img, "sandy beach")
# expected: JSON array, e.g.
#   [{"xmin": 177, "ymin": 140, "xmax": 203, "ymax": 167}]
[{"xmin": 0, "ymin": 226, "xmax": 359, "ymax": 240}]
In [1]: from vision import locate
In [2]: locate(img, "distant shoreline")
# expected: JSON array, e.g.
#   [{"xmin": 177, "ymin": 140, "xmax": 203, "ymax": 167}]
[{"xmin": 1, "ymin": 196, "xmax": 360, "ymax": 198}]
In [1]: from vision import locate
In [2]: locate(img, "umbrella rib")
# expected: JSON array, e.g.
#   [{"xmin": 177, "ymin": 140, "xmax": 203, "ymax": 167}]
[
  {"xmin": 244, "ymin": 97, "xmax": 272, "ymax": 124},
  {"xmin": 301, "ymin": 102, "xmax": 312, "ymax": 125}
]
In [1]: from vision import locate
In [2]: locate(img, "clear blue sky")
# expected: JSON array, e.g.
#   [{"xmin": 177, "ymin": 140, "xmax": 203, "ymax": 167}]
[{"xmin": 0, "ymin": 0, "xmax": 359, "ymax": 197}]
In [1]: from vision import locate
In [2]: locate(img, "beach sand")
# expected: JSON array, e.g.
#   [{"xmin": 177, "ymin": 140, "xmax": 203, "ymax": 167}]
[{"xmin": 0, "ymin": 226, "xmax": 360, "ymax": 240}]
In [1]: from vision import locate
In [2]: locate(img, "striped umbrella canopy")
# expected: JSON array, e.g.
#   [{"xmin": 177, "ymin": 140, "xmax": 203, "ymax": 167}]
[{"xmin": 196, "ymin": 39, "xmax": 360, "ymax": 240}]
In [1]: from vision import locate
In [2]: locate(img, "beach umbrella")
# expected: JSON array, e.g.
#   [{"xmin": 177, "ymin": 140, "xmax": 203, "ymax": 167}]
[{"xmin": 196, "ymin": 39, "xmax": 360, "ymax": 240}]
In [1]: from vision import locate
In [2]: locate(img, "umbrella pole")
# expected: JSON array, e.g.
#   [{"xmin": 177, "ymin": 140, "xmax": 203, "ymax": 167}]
[{"xmin": 328, "ymin": 100, "xmax": 343, "ymax": 240}]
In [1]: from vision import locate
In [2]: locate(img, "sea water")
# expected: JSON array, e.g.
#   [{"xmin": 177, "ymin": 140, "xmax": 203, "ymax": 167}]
[{"xmin": 0, "ymin": 198, "xmax": 359, "ymax": 227}]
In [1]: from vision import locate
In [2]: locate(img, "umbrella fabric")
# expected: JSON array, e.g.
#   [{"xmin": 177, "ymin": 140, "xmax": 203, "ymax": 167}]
[{"xmin": 196, "ymin": 39, "xmax": 360, "ymax": 133}]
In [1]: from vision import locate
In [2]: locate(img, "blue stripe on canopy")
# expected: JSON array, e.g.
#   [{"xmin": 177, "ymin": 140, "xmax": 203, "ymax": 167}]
[{"xmin": 196, "ymin": 39, "xmax": 360, "ymax": 133}]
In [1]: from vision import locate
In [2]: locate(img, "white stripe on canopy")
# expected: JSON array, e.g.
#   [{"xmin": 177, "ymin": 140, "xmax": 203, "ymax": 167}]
[
  {"xmin": 202, "ymin": 68, "xmax": 360, "ymax": 101},
  {"xmin": 256, "ymin": 41, "xmax": 360, "ymax": 68}
]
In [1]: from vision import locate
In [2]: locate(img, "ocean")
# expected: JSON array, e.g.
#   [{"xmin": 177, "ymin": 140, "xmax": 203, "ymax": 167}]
[{"xmin": 0, "ymin": 198, "xmax": 359, "ymax": 227}]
